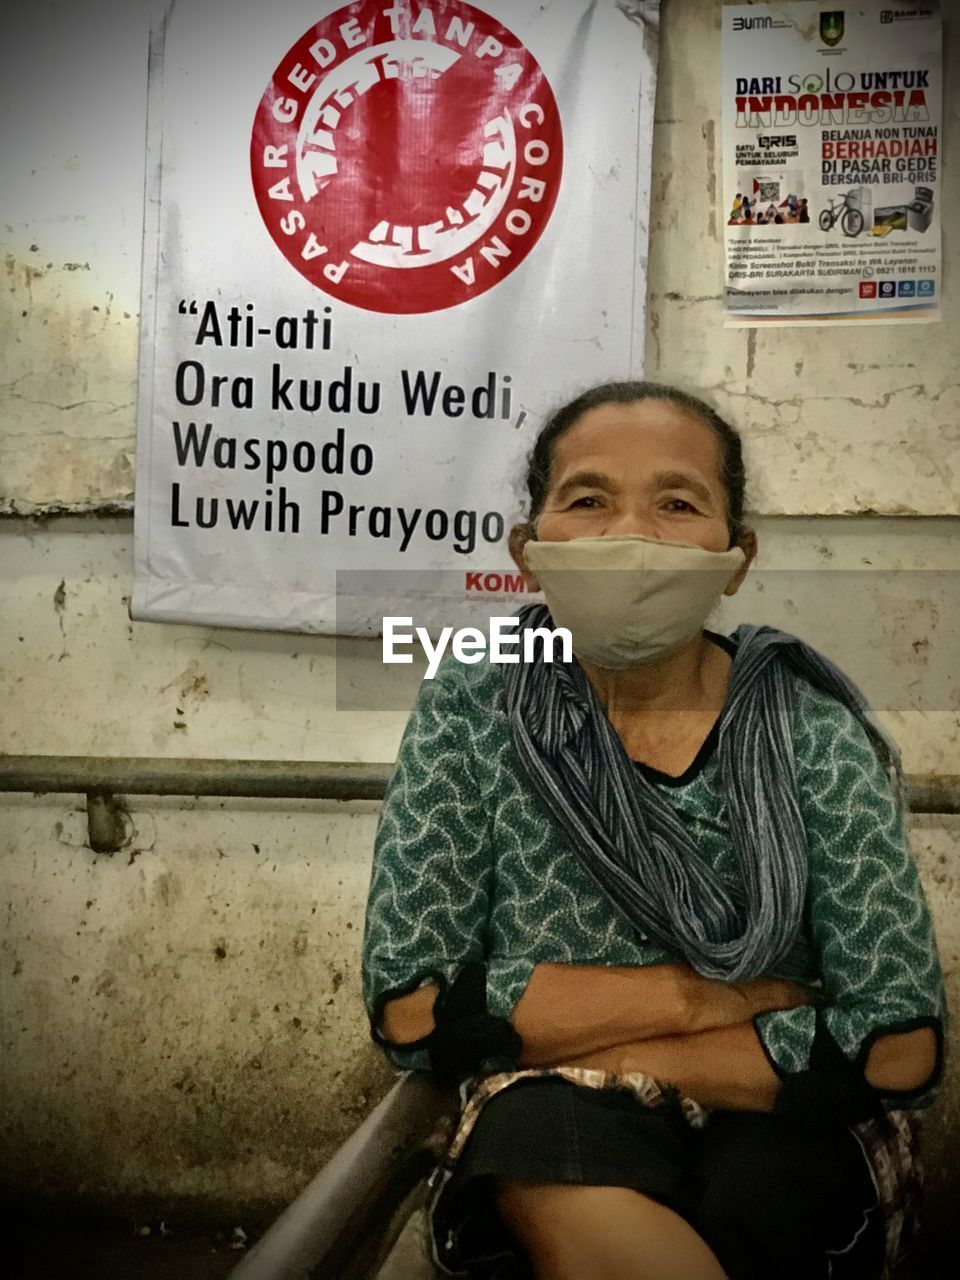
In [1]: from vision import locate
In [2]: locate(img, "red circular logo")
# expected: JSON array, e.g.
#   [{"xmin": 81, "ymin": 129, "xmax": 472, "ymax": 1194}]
[{"xmin": 251, "ymin": 1, "xmax": 563, "ymax": 314}]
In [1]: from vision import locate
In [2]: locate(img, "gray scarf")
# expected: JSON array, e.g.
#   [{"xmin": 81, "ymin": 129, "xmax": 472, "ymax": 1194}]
[{"xmin": 501, "ymin": 604, "xmax": 905, "ymax": 982}]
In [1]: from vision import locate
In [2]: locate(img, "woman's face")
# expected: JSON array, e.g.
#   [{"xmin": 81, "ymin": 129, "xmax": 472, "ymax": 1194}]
[{"xmin": 533, "ymin": 399, "xmax": 734, "ymax": 552}]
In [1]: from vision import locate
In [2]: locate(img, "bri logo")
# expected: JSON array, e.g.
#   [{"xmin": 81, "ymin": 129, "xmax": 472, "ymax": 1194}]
[{"xmin": 465, "ymin": 570, "xmax": 529, "ymax": 593}]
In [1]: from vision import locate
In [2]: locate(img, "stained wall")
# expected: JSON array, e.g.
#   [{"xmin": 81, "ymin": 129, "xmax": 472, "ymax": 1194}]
[{"xmin": 1, "ymin": 0, "xmax": 957, "ymax": 1240}]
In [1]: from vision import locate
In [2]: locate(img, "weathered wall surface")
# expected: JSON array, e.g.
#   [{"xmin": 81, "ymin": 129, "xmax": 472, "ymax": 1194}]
[
  {"xmin": 1, "ymin": 791, "xmax": 391, "ymax": 1214},
  {"xmin": 0, "ymin": 0, "xmax": 958, "ymax": 1247},
  {"xmin": 1, "ymin": 517, "xmax": 957, "ymax": 1223},
  {"xmin": 1, "ymin": 1, "xmax": 148, "ymax": 516},
  {"xmin": 1, "ymin": 0, "xmax": 958, "ymax": 516}
]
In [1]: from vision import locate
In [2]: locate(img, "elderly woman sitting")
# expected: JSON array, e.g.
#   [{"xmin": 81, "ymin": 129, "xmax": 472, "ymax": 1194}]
[{"xmin": 362, "ymin": 381, "xmax": 944, "ymax": 1280}]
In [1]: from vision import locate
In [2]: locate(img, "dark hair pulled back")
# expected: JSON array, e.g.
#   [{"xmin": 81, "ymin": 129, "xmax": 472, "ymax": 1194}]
[{"xmin": 523, "ymin": 381, "xmax": 748, "ymax": 546}]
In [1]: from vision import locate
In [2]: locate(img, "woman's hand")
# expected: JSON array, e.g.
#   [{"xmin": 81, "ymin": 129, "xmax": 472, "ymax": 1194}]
[
  {"xmin": 556, "ymin": 977, "xmax": 823, "ymax": 1079},
  {"xmin": 560, "ymin": 1023, "xmax": 784, "ymax": 1112},
  {"xmin": 514, "ymin": 965, "xmax": 820, "ymax": 1066},
  {"xmin": 727, "ymin": 976, "xmax": 821, "ymax": 1020},
  {"xmin": 560, "ymin": 1001, "xmax": 937, "ymax": 1114}
]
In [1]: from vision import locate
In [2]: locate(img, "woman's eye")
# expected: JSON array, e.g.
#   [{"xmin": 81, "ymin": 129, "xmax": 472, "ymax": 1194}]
[{"xmin": 664, "ymin": 498, "xmax": 696, "ymax": 513}]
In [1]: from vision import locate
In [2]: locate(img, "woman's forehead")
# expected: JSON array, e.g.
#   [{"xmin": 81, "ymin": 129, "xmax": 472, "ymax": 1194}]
[{"xmin": 550, "ymin": 400, "xmax": 723, "ymax": 478}]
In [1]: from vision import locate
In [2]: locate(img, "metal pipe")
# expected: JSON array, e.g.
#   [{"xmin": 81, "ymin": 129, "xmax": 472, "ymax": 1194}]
[
  {"xmin": 228, "ymin": 1073, "xmax": 455, "ymax": 1280},
  {"xmin": 0, "ymin": 756, "xmax": 957, "ymax": 813},
  {"xmin": 0, "ymin": 756, "xmax": 393, "ymax": 802},
  {"xmin": 906, "ymin": 776, "xmax": 960, "ymax": 817}
]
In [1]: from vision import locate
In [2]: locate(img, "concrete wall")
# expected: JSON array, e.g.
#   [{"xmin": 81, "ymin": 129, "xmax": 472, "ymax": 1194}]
[
  {"xmin": 1, "ymin": 0, "xmax": 957, "ymax": 1246},
  {"xmin": 2, "ymin": 0, "xmax": 957, "ymax": 517}
]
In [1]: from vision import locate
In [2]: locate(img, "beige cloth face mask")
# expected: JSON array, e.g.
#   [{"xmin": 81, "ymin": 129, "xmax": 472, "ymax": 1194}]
[{"xmin": 523, "ymin": 534, "xmax": 746, "ymax": 669}]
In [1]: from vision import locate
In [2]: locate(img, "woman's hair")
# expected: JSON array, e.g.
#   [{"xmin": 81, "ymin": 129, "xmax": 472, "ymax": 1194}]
[{"xmin": 523, "ymin": 380, "xmax": 748, "ymax": 546}]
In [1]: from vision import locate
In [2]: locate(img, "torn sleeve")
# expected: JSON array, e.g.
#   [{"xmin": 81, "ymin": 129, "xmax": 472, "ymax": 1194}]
[
  {"xmin": 754, "ymin": 685, "xmax": 945, "ymax": 1119},
  {"xmin": 361, "ymin": 663, "xmax": 524, "ymax": 1078}
]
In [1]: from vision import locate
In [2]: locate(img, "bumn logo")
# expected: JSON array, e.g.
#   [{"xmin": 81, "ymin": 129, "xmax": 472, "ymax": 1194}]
[
  {"xmin": 251, "ymin": 1, "xmax": 563, "ymax": 314},
  {"xmin": 732, "ymin": 15, "xmax": 774, "ymax": 31},
  {"xmin": 820, "ymin": 12, "xmax": 845, "ymax": 46}
]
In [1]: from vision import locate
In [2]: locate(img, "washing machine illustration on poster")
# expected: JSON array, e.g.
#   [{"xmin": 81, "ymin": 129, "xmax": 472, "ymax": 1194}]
[{"xmin": 908, "ymin": 186, "xmax": 935, "ymax": 232}]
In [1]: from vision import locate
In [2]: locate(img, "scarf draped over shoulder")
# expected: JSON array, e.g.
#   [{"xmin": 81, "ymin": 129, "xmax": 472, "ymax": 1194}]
[{"xmin": 500, "ymin": 604, "xmax": 905, "ymax": 983}]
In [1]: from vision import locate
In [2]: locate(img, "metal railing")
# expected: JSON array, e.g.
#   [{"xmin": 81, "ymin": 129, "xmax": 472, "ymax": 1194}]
[
  {"xmin": 0, "ymin": 756, "xmax": 393, "ymax": 852},
  {"xmin": 227, "ymin": 1073, "xmax": 455, "ymax": 1280},
  {"xmin": 0, "ymin": 755, "xmax": 393, "ymax": 801},
  {"xmin": 1, "ymin": 756, "xmax": 957, "ymax": 854}
]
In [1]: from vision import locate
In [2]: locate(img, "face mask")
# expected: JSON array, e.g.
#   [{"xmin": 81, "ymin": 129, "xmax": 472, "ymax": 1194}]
[{"xmin": 523, "ymin": 534, "xmax": 746, "ymax": 669}]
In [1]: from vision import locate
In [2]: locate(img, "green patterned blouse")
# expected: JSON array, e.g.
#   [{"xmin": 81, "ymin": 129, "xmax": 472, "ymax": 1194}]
[{"xmin": 362, "ymin": 642, "xmax": 944, "ymax": 1101}]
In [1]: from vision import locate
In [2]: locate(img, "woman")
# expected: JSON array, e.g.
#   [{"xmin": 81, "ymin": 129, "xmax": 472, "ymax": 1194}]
[{"xmin": 362, "ymin": 382, "xmax": 944, "ymax": 1280}]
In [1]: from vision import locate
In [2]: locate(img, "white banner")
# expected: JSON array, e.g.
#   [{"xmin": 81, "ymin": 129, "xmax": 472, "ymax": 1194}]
[
  {"xmin": 132, "ymin": 0, "xmax": 659, "ymax": 634},
  {"xmin": 722, "ymin": 1, "xmax": 941, "ymax": 326}
]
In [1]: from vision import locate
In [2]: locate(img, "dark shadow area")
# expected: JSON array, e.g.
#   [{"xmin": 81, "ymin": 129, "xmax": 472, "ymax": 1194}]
[{"xmin": 10, "ymin": 1223, "xmax": 238, "ymax": 1280}]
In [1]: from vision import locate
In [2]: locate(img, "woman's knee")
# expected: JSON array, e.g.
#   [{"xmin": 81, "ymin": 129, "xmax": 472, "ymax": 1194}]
[
  {"xmin": 495, "ymin": 1182, "xmax": 594, "ymax": 1278},
  {"xmin": 497, "ymin": 1180, "xmax": 587, "ymax": 1240},
  {"xmin": 496, "ymin": 1181, "xmax": 729, "ymax": 1280},
  {"xmin": 496, "ymin": 1181, "xmax": 642, "ymax": 1247}
]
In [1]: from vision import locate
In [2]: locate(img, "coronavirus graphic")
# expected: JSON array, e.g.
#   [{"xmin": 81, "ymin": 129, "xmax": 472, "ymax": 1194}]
[{"xmin": 251, "ymin": 1, "xmax": 563, "ymax": 313}]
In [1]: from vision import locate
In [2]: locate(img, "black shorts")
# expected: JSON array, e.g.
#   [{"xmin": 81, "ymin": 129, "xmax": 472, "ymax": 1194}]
[{"xmin": 432, "ymin": 1079, "xmax": 885, "ymax": 1280}]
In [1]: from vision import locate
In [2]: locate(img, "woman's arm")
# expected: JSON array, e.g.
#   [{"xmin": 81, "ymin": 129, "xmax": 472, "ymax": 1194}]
[
  {"xmin": 558, "ymin": 1023, "xmax": 938, "ymax": 1112},
  {"xmin": 752, "ymin": 686, "xmax": 945, "ymax": 1112},
  {"xmin": 362, "ymin": 663, "xmax": 501, "ymax": 1073},
  {"xmin": 562, "ymin": 1023, "xmax": 783, "ymax": 1111},
  {"xmin": 381, "ymin": 961, "xmax": 819, "ymax": 1062},
  {"xmin": 515, "ymin": 964, "xmax": 817, "ymax": 1065},
  {"xmin": 863, "ymin": 1026, "xmax": 938, "ymax": 1092}
]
